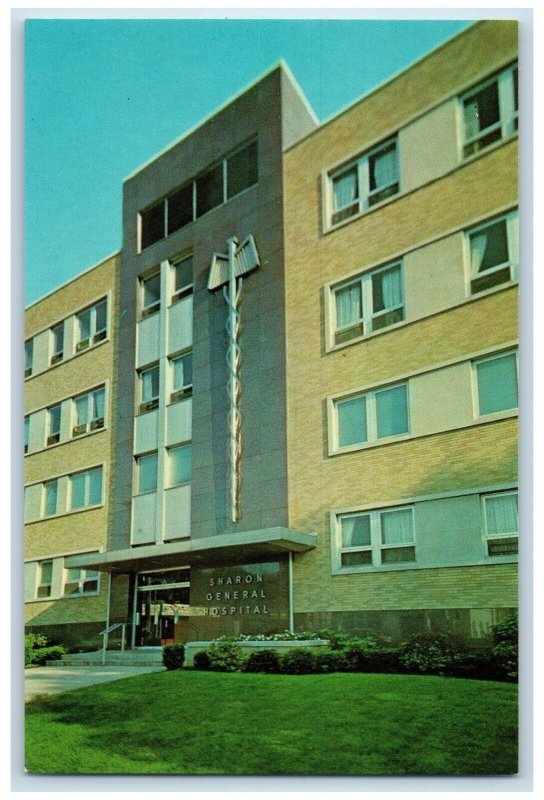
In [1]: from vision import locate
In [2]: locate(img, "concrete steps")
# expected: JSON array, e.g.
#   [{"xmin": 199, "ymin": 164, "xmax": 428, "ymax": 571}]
[{"xmin": 50, "ymin": 648, "xmax": 164, "ymax": 667}]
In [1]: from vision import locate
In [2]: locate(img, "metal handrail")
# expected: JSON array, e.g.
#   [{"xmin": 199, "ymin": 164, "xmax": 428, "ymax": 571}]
[{"xmin": 99, "ymin": 622, "xmax": 126, "ymax": 665}]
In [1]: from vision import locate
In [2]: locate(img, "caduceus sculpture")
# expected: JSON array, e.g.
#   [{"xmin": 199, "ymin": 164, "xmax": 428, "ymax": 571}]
[{"xmin": 208, "ymin": 235, "xmax": 260, "ymax": 522}]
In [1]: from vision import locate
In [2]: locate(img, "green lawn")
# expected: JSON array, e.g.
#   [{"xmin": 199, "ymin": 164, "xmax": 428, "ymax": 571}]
[{"xmin": 25, "ymin": 671, "xmax": 518, "ymax": 775}]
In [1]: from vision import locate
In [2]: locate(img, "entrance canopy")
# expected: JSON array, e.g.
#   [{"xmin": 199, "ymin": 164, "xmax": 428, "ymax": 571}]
[{"xmin": 65, "ymin": 527, "xmax": 317, "ymax": 574}]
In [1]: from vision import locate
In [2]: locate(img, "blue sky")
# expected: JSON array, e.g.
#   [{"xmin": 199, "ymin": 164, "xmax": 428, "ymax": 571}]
[{"xmin": 24, "ymin": 17, "xmax": 471, "ymax": 305}]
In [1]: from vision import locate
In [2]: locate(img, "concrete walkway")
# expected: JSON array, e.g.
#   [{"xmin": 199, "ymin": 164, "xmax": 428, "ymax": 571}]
[{"xmin": 25, "ymin": 664, "xmax": 165, "ymax": 702}]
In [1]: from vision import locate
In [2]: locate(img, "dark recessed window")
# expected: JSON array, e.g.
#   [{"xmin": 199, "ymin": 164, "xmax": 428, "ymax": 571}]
[
  {"xmin": 168, "ymin": 184, "xmax": 193, "ymax": 235},
  {"xmin": 141, "ymin": 202, "xmax": 165, "ymax": 250},
  {"xmin": 196, "ymin": 163, "xmax": 224, "ymax": 217},
  {"xmin": 227, "ymin": 140, "xmax": 258, "ymax": 199}
]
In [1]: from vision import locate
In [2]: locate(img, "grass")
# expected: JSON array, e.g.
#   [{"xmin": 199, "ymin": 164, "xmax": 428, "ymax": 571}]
[{"xmin": 25, "ymin": 671, "xmax": 518, "ymax": 775}]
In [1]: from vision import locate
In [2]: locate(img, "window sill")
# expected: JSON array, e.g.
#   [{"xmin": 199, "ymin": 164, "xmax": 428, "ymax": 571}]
[
  {"xmin": 325, "ymin": 281, "xmax": 518, "ymax": 354},
  {"xmin": 25, "ymin": 424, "xmax": 107, "ymax": 458},
  {"xmin": 331, "ymin": 555, "xmax": 518, "ymax": 576},
  {"xmin": 24, "ymin": 336, "xmax": 110, "ymax": 382},
  {"xmin": 323, "ymin": 133, "xmax": 518, "ymax": 237},
  {"xmin": 328, "ymin": 413, "xmax": 518, "ymax": 458},
  {"xmin": 60, "ymin": 590, "xmax": 101, "ymax": 600}
]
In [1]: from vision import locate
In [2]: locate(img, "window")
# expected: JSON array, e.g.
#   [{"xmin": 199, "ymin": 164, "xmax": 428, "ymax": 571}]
[
  {"xmin": 168, "ymin": 444, "xmax": 192, "ymax": 487},
  {"xmin": 44, "ymin": 479, "xmax": 58, "ymax": 517},
  {"xmin": 170, "ymin": 352, "xmax": 192, "ymax": 402},
  {"xmin": 36, "ymin": 561, "xmax": 53, "ymax": 598},
  {"xmin": 70, "ymin": 467, "xmax": 103, "ymax": 510},
  {"xmin": 50, "ymin": 323, "xmax": 64, "ymax": 364},
  {"xmin": 336, "ymin": 506, "xmax": 415, "ymax": 569},
  {"xmin": 171, "ymin": 256, "xmax": 193, "ymax": 303},
  {"xmin": 25, "ymin": 340, "xmax": 33, "ymax": 378},
  {"xmin": 332, "ymin": 261, "xmax": 404, "ymax": 345},
  {"xmin": 46, "ymin": 404, "xmax": 61, "ymax": 446},
  {"xmin": 64, "ymin": 567, "xmax": 99, "ymax": 596},
  {"xmin": 139, "ymin": 140, "xmax": 258, "ymax": 250},
  {"xmin": 136, "ymin": 453, "xmax": 158, "ymax": 494},
  {"xmin": 334, "ymin": 383, "xmax": 409, "ymax": 449},
  {"xmin": 475, "ymin": 351, "xmax": 518, "ymax": 416},
  {"xmin": 24, "ymin": 416, "xmax": 29, "ymax": 455},
  {"xmin": 73, "ymin": 386, "xmax": 105, "ymax": 436},
  {"xmin": 141, "ymin": 273, "xmax": 161, "ymax": 317},
  {"xmin": 482, "ymin": 491, "xmax": 518, "ymax": 556},
  {"xmin": 139, "ymin": 365, "xmax": 160, "ymax": 412},
  {"xmin": 468, "ymin": 210, "xmax": 518, "ymax": 294},
  {"xmin": 462, "ymin": 64, "xmax": 518, "ymax": 158},
  {"xmin": 76, "ymin": 299, "xmax": 108, "ymax": 351},
  {"xmin": 330, "ymin": 138, "xmax": 399, "ymax": 226}
]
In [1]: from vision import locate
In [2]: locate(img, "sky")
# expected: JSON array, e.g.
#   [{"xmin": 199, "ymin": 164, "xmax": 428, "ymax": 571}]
[{"xmin": 23, "ymin": 16, "xmax": 473, "ymax": 305}]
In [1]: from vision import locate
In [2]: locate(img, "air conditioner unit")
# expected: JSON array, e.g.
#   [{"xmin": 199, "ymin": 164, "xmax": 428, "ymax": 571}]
[
  {"xmin": 76, "ymin": 339, "xmax": 90, "ymax": 353},
  {"xmin": 170, "ymin": 387, "xmax": 192, "ymax": 403},
  {"xmin": 50, "ymin": 352, "xmax": 63, "ymax": 365},
  {"xmin": 72, "ymin": 424, "xmax": 87, "ymax": 437},
  {"xmin": 90, "ymin": 418, "xmax": 105, "ymax": 431},
  {"xmin": 142, "ymin": 303, "xmax": 160, "ymax": 319},
  {"xmin": 139, "ymin": 399, "xmax": 159, "ymax": 413},
  {"xmin": 93, "ymin": 330, "xmax": 107, "ymax": 344},
  {"xmin": 46, "ymin": 433, "xmax": 60, "ymax": 446}
]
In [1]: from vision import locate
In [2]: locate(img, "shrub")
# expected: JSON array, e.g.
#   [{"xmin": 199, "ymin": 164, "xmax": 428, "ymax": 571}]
[
  {"xmin": 192, "ymin": 651, "xmax": 211, "ymax": 670},
  {"xmin": 162, "ymin": 644, "xmax": 185, "ymax": 671},
  {"xmin": 400, "ymin": 633, "xmax": 459, "ymax": 675},
  {"xmin": 207, "ymin": 639, "xmax": 247, "ymax": 672},
  {"xmin": 30, "ymin": 646, "xmax": 65, "ymax": 666},
  {"xmin": 314, "ymin": 648, "xmax": 351, "ymax": 673},
  {"xmin": 446, "ymin": 651, "xmax": 504, "ymax": 682},
  {"xmin": 243, "ymin": 649, "xmax": 282, "ymax": 673},
  {"xmin": 347, "ymin": 647, "xmax": 403, "ymax": 674},
  {"xmin": 25, "ymin": 633, "xmax": 48, "ymax": 666},
  {"xmin": 279, "ymin": 648, "xmax": 316, "ymax": 674},
  {"xmin": 491, "ymin": 614, "xmax": 518, "ymax": 680}
]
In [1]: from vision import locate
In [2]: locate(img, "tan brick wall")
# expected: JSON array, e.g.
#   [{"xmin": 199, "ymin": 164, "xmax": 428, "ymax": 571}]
[
  {"xmin": 284, "ymin": 21, "xmax": 518, "ymax": 618},
  {"xmin": 24, "ymin": 254, "xmax": 120, "ymax": 629}
]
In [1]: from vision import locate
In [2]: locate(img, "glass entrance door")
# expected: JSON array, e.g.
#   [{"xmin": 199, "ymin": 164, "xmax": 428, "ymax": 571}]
[{"xmin": 135, "ymin": 568, "xmax": 190, "ymax": 646}]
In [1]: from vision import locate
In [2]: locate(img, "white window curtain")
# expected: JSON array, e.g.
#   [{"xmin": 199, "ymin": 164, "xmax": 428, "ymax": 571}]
[
  {"xmin": 92, "ymin": 388, "xmax": 105, "ymax": 420},
  {"xmin": 78, "ymin": 309, "xmax": 91, "ymax": 341},
  {"xmin": 373, "ymin": 145, "xmax": 398, "ymax": 188},
  {"xmin": 341, "ymin": 515, "xmax": 371, "ymax": 548},
  {"xmin": 335, "ymin": 282, "xmax": 362, "ymax": 328},
  {"xmin": 470, "ymin": 231, "xmax": 488, "ymax": 274},
  {"xmin": 333, "ymin": 168, "xmax": 358, "ymax": 211},
  {"xmin": 463, "ymin": 99, "xmax": 481, "ymax": 140},
  {"xmin": 381, "ymin": 509, "xmax": 413, "ymax": 545},
  {"xmin": 75, "ymin": 395, "xmax": 88, "ymax": 425},
  {"xmin": 486, "ymin": 493, "xmax": 518, "ymax": 534},
  {"xmin": 142, "ymin": 368, "xmax": 159, "ymax": 401},
  {"xmin": 374, "ymin": 266, "xmax": 402, "ymax": 312}
]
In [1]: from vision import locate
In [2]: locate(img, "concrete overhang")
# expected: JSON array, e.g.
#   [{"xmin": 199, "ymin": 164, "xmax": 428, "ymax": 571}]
[{"xmin": 65, "ymin": 528, "xmax": 317, "ymax": 574}]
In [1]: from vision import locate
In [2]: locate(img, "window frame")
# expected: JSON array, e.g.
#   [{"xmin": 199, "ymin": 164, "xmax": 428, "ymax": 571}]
[
  {"xmin": 169, "ymin": 350, "xmax": 193, "ymax": 403},
  {"xmin": 63, "ymin": 566, "xmax": 100, "ymax": 597},
  {"xmin": 330, "ymin": 260, "xmax": 405, "ymax": 346},
  {"xmin": 481, "ymin": 490, "xmax": 518, "ymax": 558},
  {"xmin": 140, "ymin": 272, "xmax": 161, "ymax": 318},
  {"xmin": 333, "ymin": 505, "xmax": 416, "ymax": 572},
  {"xmin": 50, "ymin": 322, "xmax": 64, "ymax": 365},
  {"xmin": 135, "ymin": 451, "xmax": 159, "ymax": 495},
  {"xmin": 25, "ymin": 339, "xmax": 33, "ymax": 378},
  {"xmin": 473, "ymin": 350, "xmax": 519, "ymax": 418},
  {"xmin": 24, "ymin": 415, "xmax": 30, "ymax": 455},
  {"xmin": 167, "ymin": 443, "xmax": 192, "ymax": 488},
  {"xmin": 171, "ymin": 255, "xmax": 194, "ymax": 304},
  {"xmin": 36, "ymin": 560, "xmax": 53, "ymax": 599},
  {"xmin": 460, "ymin": 63, "xmax": 518, "ymax": 159},
  {"xmin": 328, "ymin": 136, "xmax": 400, "ymax": 227},
  {"xmin": 72, "ymin": 386, "xmax": 106, "ymax": 437},
  {"xmin": 43, "ymin": 479, "xmax": 59, "ymax": 517},
  {"xmin": 69, "ymin": 467, "xmax": 104, "ymax": 511},
  {"xmin": 75, "ymin": 298, "xmax": 108, "ymax": 352},
  {"xmin": 138, "ymin": 364, "xmax": 160, "ymax": 413},
  {"xmin": 465, "ymin": 209, "xmax": 518, "ymax": 295},
  {"xmin": 331, "ymin": 381, "xmax": 410, "ymax": 454},
  {"xmin": 46, "ymin": 403, "xmax": 62, "ymax": 446}
]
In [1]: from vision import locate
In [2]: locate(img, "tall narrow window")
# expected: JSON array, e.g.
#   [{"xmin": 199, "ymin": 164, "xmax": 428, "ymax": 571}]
[
  {"xmin": 25, "ymin": 340, "xmax": 33, "ymax": 378},
  {"xmin": 170, "ymin": 352, "xmax": 193, "ymax": 402},
  {"xmin": 483, "ymin": 491, "xmax": 518, "ymax": 556},
  {"xmin": 137, "ymin": 453, "xmax": 158, "ymax": 494},
  {"xmin": 141, "ymin": 274, "xmax": 161, "ymax": 317},
  {"xmin": 36, "ymin": 561, "xmax": 53, "ymax": 598},
  {"xmin": 139, "ymin": 365, "xmax": 160, "ymax": 412},
  {"xmin": 330, "ymin": 138, "xmax": 399, "ymax": 225},
  {"xmin": 51, "ymin": 323, "xmax": 64, "ymax": 364},
  {"xmin": 46, "ymin": 404, "xmax": 61, "ymax": 446},
  {"xmin": 462, "ymin": 64, "xmax": 518, "ymax": 158},
  {"xmin": 332, "ymin": 261, "xmax": 404, "ymax": 345},
  {"xmin": 24, "ymin": 415, "xmax": 29, "ymax": 455},
  {"xmin": 475, "ymin": 351, "xmax": 518, "ymax": 416},
  {"xmin": 468, "ymin": 211, "xmax": 518, "ymax": 294},
  {"xmin": 172, "ymin": 256, "xmax": 193, "ymax": 303},
  {"xmin": 44, "ymin": 479, "xmax": 58, "ymax": 517}
]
